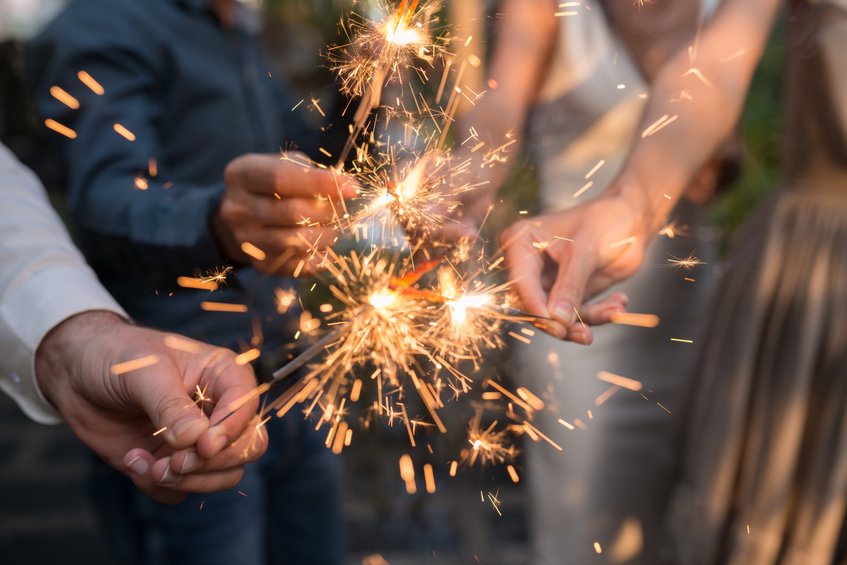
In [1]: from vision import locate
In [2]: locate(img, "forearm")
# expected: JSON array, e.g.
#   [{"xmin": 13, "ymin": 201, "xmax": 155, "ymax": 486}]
[
  {"xmin": 607, "ymin": 0, "xmax": 782, "ymax": 235},
  {"xmin": 459, "ymin": 0, "xmax": 558, "ymax": 187}
]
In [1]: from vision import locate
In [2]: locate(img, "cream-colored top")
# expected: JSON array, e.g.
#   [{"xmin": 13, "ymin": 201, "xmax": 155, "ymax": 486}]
[
  {"xmin": 528, "ymin": 0, "xmax": 715, "ymax": 211},
  {"xmin": 527, "ymin": 0, "xmax": 647, "ymax": 211}
]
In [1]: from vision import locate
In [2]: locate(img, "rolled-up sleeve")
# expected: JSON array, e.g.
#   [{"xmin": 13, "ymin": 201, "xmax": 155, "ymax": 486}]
[{"xmin": 0, "ymin": 144, "xmax": 126, "ymax": 424}]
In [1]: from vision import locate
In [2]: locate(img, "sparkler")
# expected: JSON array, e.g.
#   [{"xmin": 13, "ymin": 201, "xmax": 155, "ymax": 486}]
[
  {"xmin": 242, "ymin": 246, "xmax": 542, "ymax": 440},
  {"xmin": 120, "ymin": 0, "xmax": 667, "ymax": 484},
  {"xmin": 329, "ymin": 0, "xmax": 444, "ymax": 166},
  {"xmin": 204, "ymin": 1, "xmax": 573, "ymax": 471}
]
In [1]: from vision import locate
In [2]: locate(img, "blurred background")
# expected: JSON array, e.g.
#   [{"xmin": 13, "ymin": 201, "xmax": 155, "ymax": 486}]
[{"xmin": 0, "ymin": 0, "xmax": 785, "ymax": 563}]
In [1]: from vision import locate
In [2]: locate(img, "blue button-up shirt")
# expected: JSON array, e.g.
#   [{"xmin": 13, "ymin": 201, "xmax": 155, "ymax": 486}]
[{"xmin": 28, "ymin": 0, "xmax": 316, "ymax": 355}]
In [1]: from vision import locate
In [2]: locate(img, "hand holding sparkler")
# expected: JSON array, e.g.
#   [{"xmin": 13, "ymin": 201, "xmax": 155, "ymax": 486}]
[
  {"xmin": 35, "ymin": 311, "xmax": 268, "ymax": 503},
  {"xmin": 215, "ymin": 152, "xmax": 358, "ymax": 276},
  {"xmin": 500, "ymin": 192, "xmax": 642, "ymax": 342}
]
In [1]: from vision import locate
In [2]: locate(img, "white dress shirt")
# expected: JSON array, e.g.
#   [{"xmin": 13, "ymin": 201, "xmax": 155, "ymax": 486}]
[{"xmin": 0, "ymin": 142, "xmax": 126, "ymax": 424}]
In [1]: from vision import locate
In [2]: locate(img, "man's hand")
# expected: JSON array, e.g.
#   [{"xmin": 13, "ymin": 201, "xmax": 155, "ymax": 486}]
[
  {"xmin": 35, "ymin": 311, "xmax": 268, "ymax": 504},
  {"xmin": 501, "ymin": 190, "xmax": 649, "ymax": 343},
  {"xmin": 215, "ymin": 152, "xmax": 358, "ymax": 276}
]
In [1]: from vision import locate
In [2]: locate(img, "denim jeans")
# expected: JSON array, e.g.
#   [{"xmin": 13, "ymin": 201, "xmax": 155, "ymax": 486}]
[{"xmin": 91, "ymin": 412, "xmax": 344, "ymax": 565}]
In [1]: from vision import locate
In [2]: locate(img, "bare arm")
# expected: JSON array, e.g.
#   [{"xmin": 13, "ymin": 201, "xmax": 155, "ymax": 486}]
[
  {"xmin": 503, "ymin": 0, "xmax": 783, "ymax": 338},
  {"xmin": 447, "ymin": 0, "xmax": 558, "ymax": 234}
]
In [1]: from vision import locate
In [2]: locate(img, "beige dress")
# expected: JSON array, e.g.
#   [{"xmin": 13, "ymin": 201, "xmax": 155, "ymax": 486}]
[{"xmin": 666, "ymin": 1, "xmax": 847, "ymax": 563}]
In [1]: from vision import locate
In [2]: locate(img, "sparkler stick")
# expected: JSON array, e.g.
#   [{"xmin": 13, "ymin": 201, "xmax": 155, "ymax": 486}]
[
  {"xmin": 271, "ymin": 321, "xmax": 353, "ymax": 382},
  {"xmin": 331, "ymin": 0, "xmax": 439, "ymax": 167},
  {"xmin": 482, "ymin": 305, "xmax": 555, "ymax": 322},
  {"xmin": 210, "ymin": 320, "xmax": 356, "ymax": 429}
]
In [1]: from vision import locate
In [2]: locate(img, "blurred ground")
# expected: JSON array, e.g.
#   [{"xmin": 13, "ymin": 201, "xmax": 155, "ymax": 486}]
[{"xmin": 0, "ymin": 391, "xmax": 529, "ymax": 565}]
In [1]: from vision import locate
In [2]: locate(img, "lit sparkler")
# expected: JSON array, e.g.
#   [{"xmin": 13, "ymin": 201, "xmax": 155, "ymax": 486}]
[
  {"xmin": 209, "ymin": 242, "xmax": 543, "ymax": 452},
  {"xmin": 329, "ymin": 0, "xmax": 445, "ymax": 165}
]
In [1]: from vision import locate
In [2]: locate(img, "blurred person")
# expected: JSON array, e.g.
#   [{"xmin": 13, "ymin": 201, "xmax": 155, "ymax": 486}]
[
  {"xmin": 26, "ymin": 0, "xmax": 355, "ymax": 563},
  {"xmin": 452, "ymin": 0, "xmax": 723, "ymax": 562},
  {"xmin": 0, "ymin": 141, "xmax": 267, "ymax": 504},
  {"xmin": 495, "ymin": 0, "xmax": 847, "ymax": 562}
]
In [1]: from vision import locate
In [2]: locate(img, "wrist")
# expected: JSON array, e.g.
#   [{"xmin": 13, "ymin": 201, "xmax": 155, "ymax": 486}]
[
  {"xmin": 602, "ymin": 174, "xmax": 656, "ymax": 238},
  {"xmin": 35, "ymin": 311, "xmax": 127, "ymax": 413}
]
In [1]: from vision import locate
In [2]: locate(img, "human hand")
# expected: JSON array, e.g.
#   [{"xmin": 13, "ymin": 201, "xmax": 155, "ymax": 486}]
[
  {"xmin": 35, "ymin": 311, "xmax": 268, "ymax": 504},
  {"xmin": 215, "ymin": 152, "xmax": 358, "ymax": 276},
  {"xmin": 430, "ymin": 149, "xmax": 502, "ymax": 243},
  {"xmin": 501, "ymin": 190, "xmax": 650, "ymax": 343}
]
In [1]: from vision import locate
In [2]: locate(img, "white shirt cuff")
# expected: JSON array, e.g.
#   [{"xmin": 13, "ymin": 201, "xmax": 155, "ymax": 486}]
[{"xmin": 0, "ymin": 263, "xmax": 126, "ymax": 424}]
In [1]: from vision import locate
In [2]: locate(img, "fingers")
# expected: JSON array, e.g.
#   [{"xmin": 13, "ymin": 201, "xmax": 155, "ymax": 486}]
[
  {"xmin": 502, "ymin": 220, "xmax": 570, "ymax": 338},
  {"xmin": 121, "ymin": 449, "xmax": 188, "ymax": 504},
  {"xmin": 255, "ymin": 195, "xmax": 342, "ymax": 227},
  {"xmin": 221, "ymin": 192, "xmax": 344, "ymax": 229},
  {"xmin": 126, "ymin": 416, "xmax": 267, "ymax": 494},
  {"xmin": 578, "ymin": 292, "xmax": 628, "ymax": 324},
  {"xmin": 162, "ymin": 419, "xmax": 267, "ymax": 485},
  {"xmin": 188, "ymin": 349, "xmax": 262, "ymax": 460},
  {"xmin": 238, "ymin": 225, "xmax": 339, "ymax": 258},
  {"xmin": 230, "ymin": 226, "xmax": 336, "ymax": 276},
  {"xmin": 121, "ymin": 348, "xmax": 267, "ymax": 498},
  {"xmin": 219, "ymin": 152, "xmax": 355, "ymax": 271},
  {"xmin": 154, "ymin": 466, "xmax": 246, "ymax": 494},
  {"xmin": 501, "ymin": 221, "xmax": 550, "ymax": 316},
  {"xmin": 225, "ymin": 152, "xmax": 358, "ymax": 199},
  {"xmin": 126, "ymin": 359, "xmax": 210, "ymax": 451},
  {"xmin": 546, "ymin": 241, "xmax": 594, "ymax": 330}
]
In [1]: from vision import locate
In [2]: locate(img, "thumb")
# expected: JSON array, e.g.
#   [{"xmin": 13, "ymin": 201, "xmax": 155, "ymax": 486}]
[
  {"xmin": 546, "ymin": 243, "xmax": 593, "ymax": 330},
  {"xmin": 125, "ymin": 357, "xmax": 210, "ymax": 450}
]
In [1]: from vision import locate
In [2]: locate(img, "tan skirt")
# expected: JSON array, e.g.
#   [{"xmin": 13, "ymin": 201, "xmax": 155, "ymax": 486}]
[{"xmin": 666, "ymin": 187, "xmax": 847, "ymax": 565}]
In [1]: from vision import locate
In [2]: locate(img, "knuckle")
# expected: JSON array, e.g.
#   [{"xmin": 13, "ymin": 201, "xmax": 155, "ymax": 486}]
[
  {"xmin": 279, "ymin": 199, "xmax": 308, "ymax": 225},
  {"xmin": 157, "ymin": 395, "xmax": 188, "ymax": 426}
]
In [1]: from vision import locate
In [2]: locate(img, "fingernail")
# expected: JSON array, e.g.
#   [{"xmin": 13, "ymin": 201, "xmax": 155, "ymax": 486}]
[
  {"xmin": 160, "ymin": 464, "xmax": 182, "ymax": 485},
  {"xmin": 213, "ymin": 434, "xmax": 229, "ymax": 455},
  {"xmin": 550, "ymin": 302, "xmax": 577, "ymax": 327},
  {"xmin": 125, "ymin": 455, "xmax": 149, "ymax": 476},
  {"xmin": 167, "ymin": 417, "xmax": 205, "ymax": 443},
  {"xmin": 180, "ymin": 452, "xmax": 202, "ymax": 475},
  {"xmin": 542, "ymin": 320, "xmax": 568, "ymax": 340},
  {"xmin": 572, "ymin": 330, "xmax": 592, "ymax": 345}
]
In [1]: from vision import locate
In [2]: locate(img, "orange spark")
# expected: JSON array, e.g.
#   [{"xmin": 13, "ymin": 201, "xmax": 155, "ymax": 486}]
[
  {"xmin": 423, "ymin": 463, "xmax": 436, "ymax": 493},
  {"xmin": 506, "ymin": 465, "xmax": 520, "ymax": 483},
  {"xmin": 240, "ymin": 242, "xmax": 266, "ymax": 261},
  {"xmin": 49, "ymin": 86, "xmax": 79, "ymax": 109},
  {"xmin": 399, "ymin": 454, "xmax": 416, "ymax": 494},
  {"xmin": 200, "ymin": 301, "xmax": 248, "ymax": 313},
  {"xmin": 609, "ymin": 312, "xmax": 660, "ymax": 328},
  {"xmin": 641, "ymin": 114, "xmax": 679, "ymax": 138},
  {"xmin": 235, "ymin": 348, "xmax": 261, "ymax": 365},
  {"xmin": 113, "ymin": 123, "xmax": 136, "ymax": 141},
  {"xmin": 597, "ymin": 371, "xmax": 643, "ymax": 391},
  {"xmin": 111, "ymin": 354, "xmax": 160, "ymax": 375},
  {"xmin": 163, "ymin": 335, "xmax": 201, "ymax": 354},
  {"xmin": 44, "ymin": 119, "xmax": 77, "ymax": 139},
  {"xmin": 77, "ymin": 70, "xmax": 104, "ymax": 94}
]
